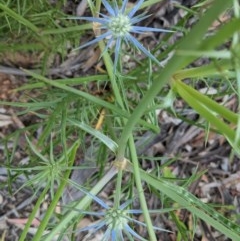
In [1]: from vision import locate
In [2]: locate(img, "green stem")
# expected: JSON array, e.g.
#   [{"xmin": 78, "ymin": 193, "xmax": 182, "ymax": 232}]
[
  {"xmin": 99, "ymin": 43, "xmax": 128, "ymax": 208},
  {"xmin": 97, "ymin": 38, "xmax": 128, "ymax": 210},
  {"xmin": 32, "ymin": 178, "xmax": 70, "ymax": 240},
  {"xmin": 98, "ymin": 41, "xmax": 126, "ymax": 110},
  {"xmin": 95, "ymin": 0, "xmax": 101, "ymax": 17},
  {"xmin": 19, "ymin": 186, "xmax": 49, "ymax": 241},
  {"xmin": 114, "ymin": 169, "xmax": 123, "ymax": 208},
  {"xmin": 129, "ymin": 135, "xmax": 157, "ymax": 241}
]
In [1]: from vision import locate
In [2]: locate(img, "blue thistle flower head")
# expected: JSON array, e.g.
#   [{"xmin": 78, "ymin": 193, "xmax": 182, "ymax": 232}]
[
  {"xmin": 71, "ymin": 0, "xmax": 173, "ymax": 70},
  {"xmin": 71, "ymin": 189, "xmax": 171, "ymax": 240}
]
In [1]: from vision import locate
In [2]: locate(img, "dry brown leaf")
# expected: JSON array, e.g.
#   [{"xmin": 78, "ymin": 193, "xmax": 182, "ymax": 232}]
[{"xmin": 82, "ymin": 48, "xmax": 101, "ymax": 72}]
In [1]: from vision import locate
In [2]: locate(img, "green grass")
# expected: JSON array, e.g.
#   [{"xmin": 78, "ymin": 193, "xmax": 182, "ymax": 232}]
[{"xmin": 1, "ymin": 0, "xmax": 240, "ymax": 240}]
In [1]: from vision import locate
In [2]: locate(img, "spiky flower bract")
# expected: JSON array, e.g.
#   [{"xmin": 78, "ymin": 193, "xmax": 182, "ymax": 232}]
[
  {"xmin": 71, "ymin": 189, "xmax": 170, "ymax": 241},
  {"xmin": 71, "ymin": 0, "xmax": 173, "ymax": 70}
]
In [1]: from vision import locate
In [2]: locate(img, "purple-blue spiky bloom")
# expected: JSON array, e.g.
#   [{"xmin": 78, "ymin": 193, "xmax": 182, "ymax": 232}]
[
  {"xmin": 71, "ymin": 0, "xmax": 173, "ymax": 70},
  {"xmin": 71, "ymin": 189, "xmax": 170, "ymax": 240}
]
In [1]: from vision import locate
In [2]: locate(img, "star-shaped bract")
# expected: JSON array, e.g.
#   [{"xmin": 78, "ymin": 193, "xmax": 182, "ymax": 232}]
[
  {"xmin": 72, "ymin": 189, "xmax": 170, "ymax": 241},
  {"xmin": 72, "ymin": 0, "xmax": 173, "ymax": 70}
]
